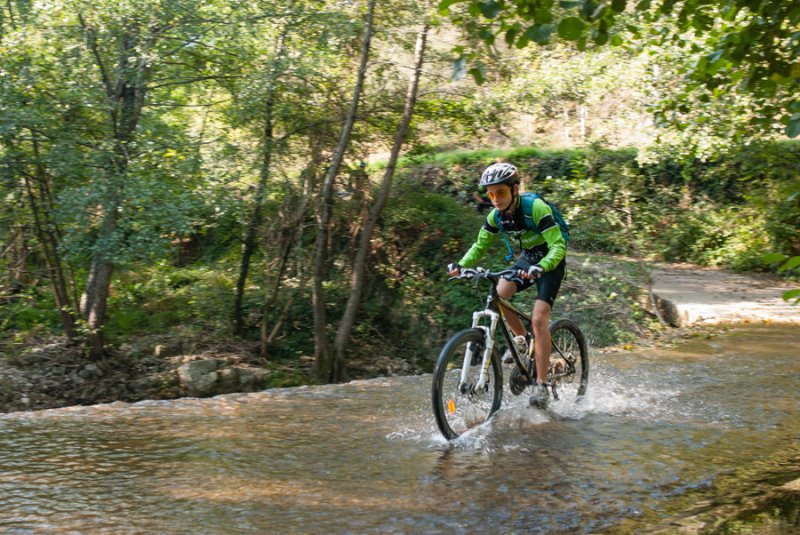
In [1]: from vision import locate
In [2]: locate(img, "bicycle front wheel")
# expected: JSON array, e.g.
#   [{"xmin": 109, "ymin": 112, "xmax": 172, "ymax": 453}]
[
  {"xmin": 431, "ymin": 329, "xmax": 503, "ymax": 440},
  {"xmin": 548, "ymin": 318, "xmax": 589, "ymax": 399}
]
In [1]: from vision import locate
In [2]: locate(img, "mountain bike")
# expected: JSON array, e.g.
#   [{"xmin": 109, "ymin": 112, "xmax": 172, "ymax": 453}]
[{"xmin": 431, "ymin": 267, "xmax": 589, "ymax": 440}]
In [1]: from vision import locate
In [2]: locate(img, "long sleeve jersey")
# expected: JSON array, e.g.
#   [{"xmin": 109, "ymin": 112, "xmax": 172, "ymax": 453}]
[{"xmin": 458, "ymin": 194, "xmax": 567, "ymax": 272}]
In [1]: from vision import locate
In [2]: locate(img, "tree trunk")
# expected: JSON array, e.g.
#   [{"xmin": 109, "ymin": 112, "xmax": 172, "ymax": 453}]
[
  {"xmin": 332, "ymin": 23, "xmax": 430, "ymax": 382},
  {"xmin": 260, "ymin": 164, "xmax": 315, "ymax": 357},
  {"xmin": 4, "ymin": 222, "xmax": 28, "ymax": 293},
  {"xmin": 312, "ymin": 0, "xmax": 376, "ymax": 382},
  {"xmin": 20, "ymin": 137, "xmax": 79, "ymax": 339},
  {"xmin": 81, "ymin": 256, "xmax": 114, "ymax": 356},
  {"xmin": 233, "ymin": 32, "xmax": 287, "ymax": 336},
  {"xmin": 78, "ymin": 19, "xmax": 148, "ymax": 358}
]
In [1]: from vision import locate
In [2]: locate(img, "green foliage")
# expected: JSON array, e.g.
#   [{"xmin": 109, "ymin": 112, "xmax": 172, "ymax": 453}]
[
  {"xmin": 441, "ymin": 0, "xmax": 800, "ymax": 144},
  {"xmin": 0, "ymin": 290, "xmax": 61, "ymax": 336},
  {"xmin": 762, "ymin": 253, "xmax": 800, "ymax": 304},
  {"xmin": 104, "ymin": 265, "xmax": 237, "ymax": 341},
  {"xmin": 559, "ymin": 255, "xmax": 658, "ymax": 347},
  {"xmin": 402, "ymin": 142, "xmax": 800, "ymax": 275},
  {"xmin": 345, "ymin": 182, "xmax": 492, "ymax": 366}
]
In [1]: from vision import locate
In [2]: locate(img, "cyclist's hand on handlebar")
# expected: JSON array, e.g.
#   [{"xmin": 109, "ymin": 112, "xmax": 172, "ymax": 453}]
[
  {"xmin": 519, "ymin": 265, "xmax": 544, "ymax": 280},
  {"xmin": 446, "ymin": 262, "xmax": 461, "ymax": 277}
]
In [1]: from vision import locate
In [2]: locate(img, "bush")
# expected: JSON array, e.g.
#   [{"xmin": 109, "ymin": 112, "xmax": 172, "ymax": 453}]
[{"xmin": 405, "ymin": 141, "xmax": 800, "ymax": 274}]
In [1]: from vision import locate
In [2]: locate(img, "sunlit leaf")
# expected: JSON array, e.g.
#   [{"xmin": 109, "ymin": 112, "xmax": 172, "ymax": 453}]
[
  {"xmin": 533, "ymin": 8, "xmax": 553, "ymax": 24},
  {"xmin": 782, "ymin": 288, "xmax": 800, "ymax": 304},
  {"xmin": 468, "ymin": 66, "xmax": 486, "ymax": 85},
  {"xmin": 787, "ymin": 116, "xmax": 800, "ymax": 138},
  {"xmin": 526, "ymin": 23, "xmax": 554, "ymax": 44},
  {"xmin": 761, "ymin": 253, "xmax": 788, "ymax": 264},
  {"xmin": 438, "ymin": 0, "xmax": 467, "ymax": 14},
  {"xmin": 778, "ymin": 256, "xmax": 800, "ymax": 272},
  {"xmin": 558, "ymin": 17, "xmax": 586, "ymax": 40}
]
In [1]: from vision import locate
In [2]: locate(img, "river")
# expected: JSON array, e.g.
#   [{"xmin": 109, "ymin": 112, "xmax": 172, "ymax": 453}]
[{"xmin": 1, "ymin": 324, "xmax": 798, "ymax": 534}]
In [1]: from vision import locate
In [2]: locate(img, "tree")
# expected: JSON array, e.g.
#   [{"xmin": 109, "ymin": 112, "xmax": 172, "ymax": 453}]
[
  {"xmin": 440, "ymin": 0, "xmax": 800, "ymax": 138},
  {"xmin": 0, "ymin": 1, "xmax": 81, "ymax": 338},
  {"xmin": 333, "ymin": 21, "xmax": 431, "ymax": 380},
  {"xmin": 0, "ymin": 0, "xmax": 232, "ymax": 356},
  {"xmin": 232, "ymin": 27, "xmax": 289, "ymax": 337},
  {"xmin": 312, "ymin": 0, "xmax": 377, "ymax": 382}
]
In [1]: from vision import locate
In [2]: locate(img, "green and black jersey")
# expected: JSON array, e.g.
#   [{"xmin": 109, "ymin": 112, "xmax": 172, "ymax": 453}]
[{"xmin": 458, "ymin": 194, "xmax": 567, "ymax": 272}]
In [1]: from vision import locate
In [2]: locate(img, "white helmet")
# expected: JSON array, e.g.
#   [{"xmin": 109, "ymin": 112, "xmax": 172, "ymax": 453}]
[{"xmin": 479, "ymin": 163, "xmax": 519, "ymax": 187}]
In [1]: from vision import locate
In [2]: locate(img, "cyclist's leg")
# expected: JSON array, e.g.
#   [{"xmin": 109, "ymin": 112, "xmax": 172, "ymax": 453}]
[
  {"xmin": 532, "ymin": 300, "xmax": 552, "ymax": 385},
  {"xmin": 497, "ymin": 279, "xmax": 526, "ymax": 336},
  {"xmin": 532, "ymin": 260, "xmax": 566, "ymax": 385}
]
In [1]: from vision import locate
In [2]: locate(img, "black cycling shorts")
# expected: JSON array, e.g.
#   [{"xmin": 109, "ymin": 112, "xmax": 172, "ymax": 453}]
[{"xmin": 511, "ymin": 256, "xmax": 566, "ymax": 308}]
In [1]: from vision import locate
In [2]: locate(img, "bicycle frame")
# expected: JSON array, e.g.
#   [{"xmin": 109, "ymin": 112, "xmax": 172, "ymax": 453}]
[
  {"xmin": 456, "ymin": 269, "xmax": 535, "ymax": 393},
  {"xmin": 435, "ymin": 267, "xmax": 589, "ymax": 438}
]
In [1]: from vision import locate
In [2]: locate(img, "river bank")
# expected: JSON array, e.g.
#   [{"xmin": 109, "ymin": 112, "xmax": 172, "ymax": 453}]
[{"xmin": 1, "ymin": 256, "xmax": 797, "ymax": 414}]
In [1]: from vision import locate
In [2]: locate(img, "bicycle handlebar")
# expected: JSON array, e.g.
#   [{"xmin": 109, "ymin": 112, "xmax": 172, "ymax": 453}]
[{"xmin": 448, "ymin": 267, "xmax": 524, "ymax": 286}]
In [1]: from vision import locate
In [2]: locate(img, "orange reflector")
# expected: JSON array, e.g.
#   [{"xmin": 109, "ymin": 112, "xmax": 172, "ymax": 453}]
[{"xmin": 447, "ymin": 399, "xmax": 456, "ymax": 415}]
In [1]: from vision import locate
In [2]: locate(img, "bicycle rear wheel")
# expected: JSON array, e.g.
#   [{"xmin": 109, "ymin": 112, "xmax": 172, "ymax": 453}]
[
  {"xmin": 548, "ymin": 318, "xmax": 589, "ymax": 399},
  {"xmin": 432, "ymin": 329, "xmax": 503, "ymax": 440}
]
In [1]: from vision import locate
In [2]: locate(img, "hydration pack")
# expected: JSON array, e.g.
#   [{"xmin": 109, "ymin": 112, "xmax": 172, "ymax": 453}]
[{"xmin": 522, "ymin": 193, "xmax": 570, "ymax": 244}]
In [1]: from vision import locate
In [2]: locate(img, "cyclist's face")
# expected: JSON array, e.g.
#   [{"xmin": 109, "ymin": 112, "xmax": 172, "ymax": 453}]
[{"xmin": 486, "ymin": 184, "xmax": 516, "ymax": 211}]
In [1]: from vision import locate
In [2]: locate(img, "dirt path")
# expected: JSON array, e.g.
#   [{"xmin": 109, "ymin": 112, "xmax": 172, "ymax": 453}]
[{"xmin": 649, "ymin": 263, "xmax": 800, "ymax": 326}]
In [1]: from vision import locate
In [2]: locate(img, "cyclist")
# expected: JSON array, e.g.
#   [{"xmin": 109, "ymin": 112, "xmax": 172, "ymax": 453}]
[{"xmin": 447, "ymin": 162, "xmax": 567, "ymax": 409}]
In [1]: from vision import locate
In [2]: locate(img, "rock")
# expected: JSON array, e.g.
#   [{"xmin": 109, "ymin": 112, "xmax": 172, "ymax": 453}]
[
  {"xmin": 238, "ymin": 367, "xmax": 271, "ymax": 391},
  {"xmin": 188, "ymin": 371, "xmax": 219, "ymax": 397},
  {"xmin": 778, "ymin": 478, "xmax": 800, "ymax": 493},
  {"xmin": 176, "ymin": 359, "xmax": 223, "ymax": 397},
  {"xmin": 217, "ymin": 368, "xmax": 240, "ymax": 394},
  {"xmin": 130, "ymin": 371, "xmax": 176, "ymax": 392},
  {"xmin": 79, "ymin": 363, "xmax": 100, "ymax": 379}
]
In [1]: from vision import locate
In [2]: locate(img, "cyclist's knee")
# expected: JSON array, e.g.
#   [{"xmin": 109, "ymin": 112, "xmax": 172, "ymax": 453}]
[
  {"xmin": 531, "ymin": 302, "xmax": 551, "ymax": 332},
  {"xmin": 532, "ymin": 316, "xmax": 548, "ymax": 335},
  {"xmin": 497, "ymin": 279, "xmax": 516, "ymax": 299}
]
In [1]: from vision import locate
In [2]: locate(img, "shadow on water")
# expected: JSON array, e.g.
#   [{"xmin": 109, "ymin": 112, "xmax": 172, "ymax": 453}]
[{"xmin": 0, "ymin": 324, "xmax": 798, "ymax": 534}]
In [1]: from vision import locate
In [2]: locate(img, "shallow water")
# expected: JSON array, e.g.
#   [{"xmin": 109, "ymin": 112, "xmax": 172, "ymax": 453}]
[{"xmin": 1, "ymin": 325, "xmax": 798, "ymax": 534}]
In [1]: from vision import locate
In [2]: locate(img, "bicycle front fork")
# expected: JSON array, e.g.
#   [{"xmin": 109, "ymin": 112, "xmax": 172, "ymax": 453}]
[{"xmin": 459, "ymin": 309, "xmax": 500, "ymax": 393}]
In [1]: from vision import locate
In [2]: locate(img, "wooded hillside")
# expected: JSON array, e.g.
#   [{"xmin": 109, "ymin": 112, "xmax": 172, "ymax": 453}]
[{"xmin": 1, "ymin": 0, "xmax": 797, "ymax": 388}]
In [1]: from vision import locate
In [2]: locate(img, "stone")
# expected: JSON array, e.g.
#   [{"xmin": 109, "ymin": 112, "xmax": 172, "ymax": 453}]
[
  {"xmin": 176, "ymin": 359, "xmax": 223, "ymax": 397},
  {"xmin": 188, "ymin": 371, "xmax": 219, "ymax": 397},
  {"xmin": 217, "ymin": 368, "xmax": 240, "ymax": 394},
  {"xmin": 238, "ymin": 367, "xmax": 271, "ymax": 391},
  {"xmin": 79, "ymin": 363, "xmax": 100, "ymax": 379}
]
